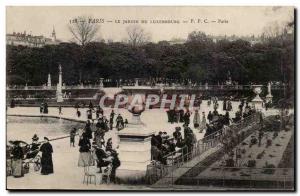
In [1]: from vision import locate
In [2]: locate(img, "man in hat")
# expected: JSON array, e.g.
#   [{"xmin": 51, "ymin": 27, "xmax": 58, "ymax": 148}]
[{"xmin": 39, "ymin": 137, "xmax": 53, "ymax": 175}]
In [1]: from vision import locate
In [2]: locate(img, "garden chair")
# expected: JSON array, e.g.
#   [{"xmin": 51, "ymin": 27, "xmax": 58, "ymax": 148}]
[
  {"xmin": 82, "ymin": 165, "xmax": 97, "ymax": 185},
  {"xmin": 102, "ymin": 165, "xmax": 112, "ymax": 184}
]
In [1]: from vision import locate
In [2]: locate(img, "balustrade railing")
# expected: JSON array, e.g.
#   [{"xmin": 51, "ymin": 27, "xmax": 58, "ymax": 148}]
[{"xmin": 7, "ymin": 84, "xmax": 285, "ymax": 91}]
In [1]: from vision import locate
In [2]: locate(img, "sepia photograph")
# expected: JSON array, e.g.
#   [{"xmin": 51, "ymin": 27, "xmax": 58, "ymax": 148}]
[{"xmin": 5, "ymin": 6, "xmax": 295, "ymax": 191}]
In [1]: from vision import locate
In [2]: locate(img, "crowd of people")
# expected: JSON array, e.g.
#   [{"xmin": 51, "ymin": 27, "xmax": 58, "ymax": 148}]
[
  {"xmin": 8, "ymin": 96, "xmax": 261, "ymax": 183},
  {"xmin": 76, "ymin": 101, "xmax": 128, "ymax": 132},
  {"xmin": 153, "ymin": 97, "xmax": 258, "ymax": 166},
  {"xmin": 150, "ymin": 124, "xmax": 197, "ymax": 165},
  {"xmin": 73, "ymin": 103, "xmax": 123, "ymax": 184}
]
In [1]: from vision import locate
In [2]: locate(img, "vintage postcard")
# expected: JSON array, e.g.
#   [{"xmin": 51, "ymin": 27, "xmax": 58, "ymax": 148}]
[{"xmin": 6, "ymin": 6, "xmax": 295, "ymax": 191}]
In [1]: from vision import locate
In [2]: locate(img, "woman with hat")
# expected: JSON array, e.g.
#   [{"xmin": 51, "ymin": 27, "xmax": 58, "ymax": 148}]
[
  {"xmin": 31, "ymin": 134, "xmax": 40, "ymax": 151},
  {"xmin": 11, "ymin": 141, "xmax": 24, "ymax": 177},
  {"xmin": 78, "ymin": 132, "xmax": 92, "ymax": 167},
  {"xmin": 39, "ymin": 137, "xmax": 53, "ymax": 175},
  {"xmin": 26, "ymin": 134, "xmax": 41, "ymax": 159}
]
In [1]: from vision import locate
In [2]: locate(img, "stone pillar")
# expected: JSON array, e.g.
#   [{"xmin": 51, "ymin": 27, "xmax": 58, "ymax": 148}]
[
  {"xmin": 266, "ymin": 82, "xmax": 273, "ymax": 103},
  {"xmin": 56, "ymin": 64, "xmax": 63, "ymax": 102}
]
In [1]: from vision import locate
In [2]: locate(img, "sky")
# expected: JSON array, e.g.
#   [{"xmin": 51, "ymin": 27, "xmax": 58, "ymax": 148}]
[{"xmin": 6, "ymin": 6, "xmax": 294, "ymax": 42}]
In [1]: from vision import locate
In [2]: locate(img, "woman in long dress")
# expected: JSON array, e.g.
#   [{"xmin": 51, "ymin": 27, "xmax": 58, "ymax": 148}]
[
  {"xmin": 78, "ymin": 132, "xmax": 92, "ymax": 167},
  {"xmin": 199, "ymin": 112, "xmax": 207, "ymax": 133},
  {"xmin": 11, "ymin": 141, "xmax": 24, "ymax": 177},
  {"xmin": 193, "ymin": 110, "xmax": 201, "ymax": 130}
]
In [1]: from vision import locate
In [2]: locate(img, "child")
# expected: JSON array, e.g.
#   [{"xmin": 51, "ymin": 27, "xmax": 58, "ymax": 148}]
[
  {"xmin": 70, "ymin": 128, "xmax": 76, "ymax": 147},
  {"xmin": 124, "ymin": 119, "xmax": 128, "ymax": 127}
]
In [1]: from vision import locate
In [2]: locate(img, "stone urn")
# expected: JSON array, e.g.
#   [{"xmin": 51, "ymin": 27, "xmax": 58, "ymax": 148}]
[{"xmin": 251, "ymin": 85, "xmax": 263, "ymax": 110}]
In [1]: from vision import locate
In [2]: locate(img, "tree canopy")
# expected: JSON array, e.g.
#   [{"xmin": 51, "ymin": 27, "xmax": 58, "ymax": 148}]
[{"xmin": 6, "ymin": 31, "xmax": 294, "ymax": 87}]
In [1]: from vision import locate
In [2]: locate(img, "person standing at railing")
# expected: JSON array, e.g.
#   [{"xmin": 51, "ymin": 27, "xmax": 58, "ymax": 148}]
[{"xmin": 173, "ymin": 127, "xmax": 184, "ymax": 148}]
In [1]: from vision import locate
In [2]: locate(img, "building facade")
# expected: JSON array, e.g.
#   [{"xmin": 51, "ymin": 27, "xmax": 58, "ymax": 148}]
[{"xmin": 6, "ymin": 27, "xmax": 60, "ymax": 47}]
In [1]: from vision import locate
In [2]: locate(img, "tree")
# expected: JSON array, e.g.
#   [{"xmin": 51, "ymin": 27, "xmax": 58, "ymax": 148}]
[
  {"xmin": 125, "ymin": 25, "xmax": 151, "ymax": 47},
  {"xmin": 187, "ymin": 31, "xmax": 213, "ymax": 44},
  {"xmin": 68, "ymin": 16, "xmax": 100, "ymax": 46}
]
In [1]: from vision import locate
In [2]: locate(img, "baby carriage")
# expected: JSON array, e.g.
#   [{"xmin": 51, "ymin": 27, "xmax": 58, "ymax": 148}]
[
  {"xmin": 7, "ymin": 140, "xmax": 42, "ymax": 174},
  {"xmin": 23, "ymin": 142, "xmax": 42, "ymax": 172}
]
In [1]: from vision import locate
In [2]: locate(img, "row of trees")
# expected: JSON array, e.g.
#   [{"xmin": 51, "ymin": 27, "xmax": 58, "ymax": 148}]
[{"xmin": 7, "ymin": 16, "xmax": 294, "ymax": 89}]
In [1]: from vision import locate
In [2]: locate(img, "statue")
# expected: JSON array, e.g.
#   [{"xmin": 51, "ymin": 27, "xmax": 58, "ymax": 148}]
[
  {"xmin": 47, "ymin": 73, "xmax": 51, "ymax": 88},
  {"xmin": 266, "ymin": 82, "xmax": 273, "ymax": 103}
]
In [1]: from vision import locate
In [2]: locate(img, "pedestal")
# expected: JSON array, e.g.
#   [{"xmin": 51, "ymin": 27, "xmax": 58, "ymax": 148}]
[
  {"xmin": 56, "ymin": 93, "xmax": 63, "ymax": 102},
  {"xmin": 251, "ymin": 97, "xmax": 263, "ymax": 111},
  {"xmin": 266, "ymin": 94, "xmax": 273, "ymax": 103},
  {"xmin": 116, "ymin": 126, "xmax": 154, "ymax": 183},
  {"xmin": 56, "ymin": 86, "xmax": 63, "ymax": 102}
]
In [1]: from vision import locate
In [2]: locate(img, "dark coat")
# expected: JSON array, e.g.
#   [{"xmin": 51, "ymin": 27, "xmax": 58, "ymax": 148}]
[
  {"xmin": 95, "ymin": 148, "xmax": 109, "ymax": 167},
  {"xmin": 40, "ymin": 142, "xmax": 53, "ymax": 175},
  {"xmin": 155, "ymin": 135, "xmax": 163, "ymax": 147},
  {"xmin": 85, "ymin": 125, "xmax": 93, "ymax": 139},
  {"xmin": 11, "ymin": 146, "xmax": 24, "ymax": 160},
  {"xmin": 78, "ymin": 137, "xmax": 91, "ymax": 152}
]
